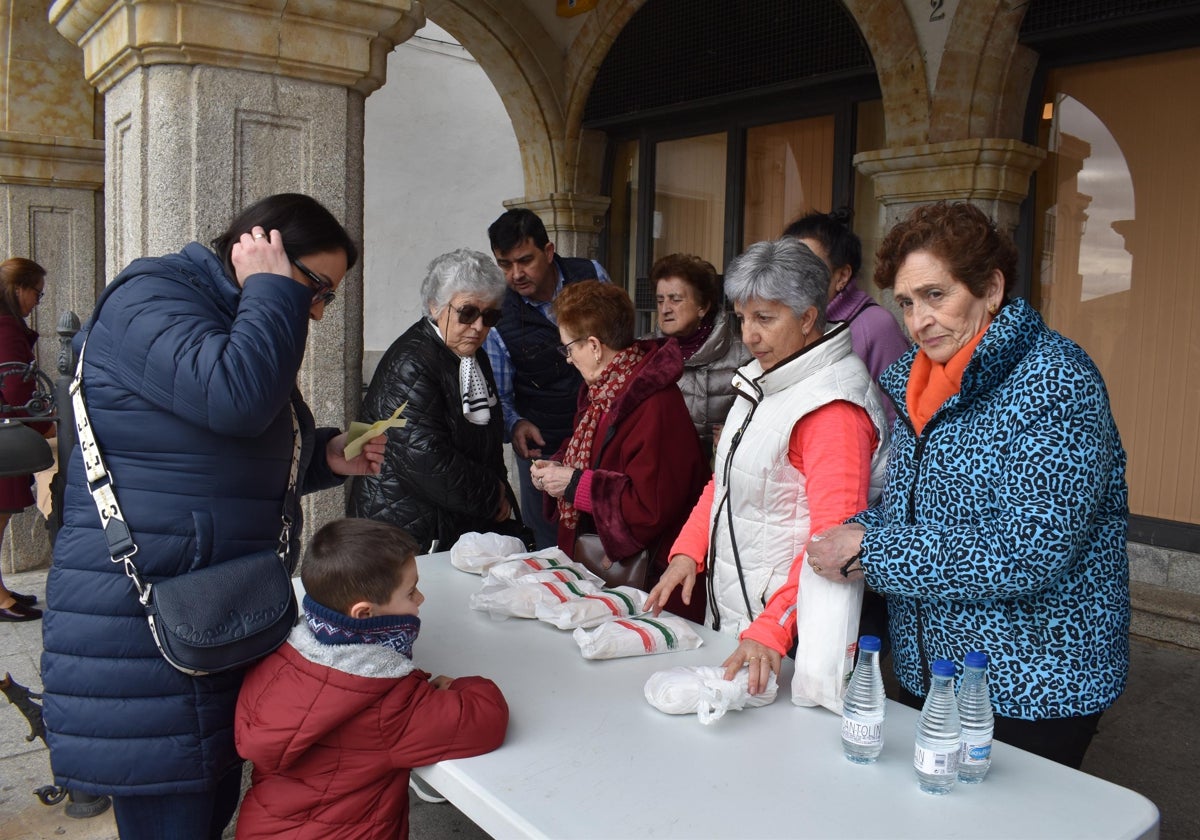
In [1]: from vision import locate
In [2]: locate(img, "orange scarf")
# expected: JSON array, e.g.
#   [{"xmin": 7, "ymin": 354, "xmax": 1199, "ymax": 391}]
[{"xmin": 906, "ymin": 322, "xmax": 990, "ymax": 436}]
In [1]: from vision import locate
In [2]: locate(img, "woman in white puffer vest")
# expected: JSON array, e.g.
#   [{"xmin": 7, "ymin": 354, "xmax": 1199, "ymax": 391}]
[{"xmin": 645, "ymin": 238, "xmax": 890, "ymax": 696}]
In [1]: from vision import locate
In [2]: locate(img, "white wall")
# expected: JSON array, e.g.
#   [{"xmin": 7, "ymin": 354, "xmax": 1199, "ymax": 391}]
[{"xmin": 362, "ymin": 22, "xmax": 524, "ymax": 381}]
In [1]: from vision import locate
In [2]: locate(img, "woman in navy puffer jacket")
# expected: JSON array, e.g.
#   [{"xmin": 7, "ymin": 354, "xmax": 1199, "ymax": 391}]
[
  {"xmin": 809, "ymin": 202, "xmax": 1128, "ymax": 770},
  {"xmin": 41, "ymin": 194, "xmax": 385, "ymax": 839}
]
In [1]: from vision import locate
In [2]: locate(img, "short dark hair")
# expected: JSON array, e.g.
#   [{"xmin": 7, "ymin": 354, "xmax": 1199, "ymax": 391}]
[
  {"xmin": 488, "ymin": 208, "xmax": 550, "ymax": 253},
  {"xmin": 301, "ymin": 518, "xmax": 419, "ymax": 614},
  {"xmin": 0, "ymin": 257, "xmax": 46, "ymax": 318},
  {"xmin": 873, "ymin": 202, "xmax": 1017, "ymax": 298},
  {"xmin": 782, "ymin": 207, "xmax": 862, "ymax": 279},
  {"xmin": 554, "ymin": 280, "xmax": 635, "ymax": 350},
  {"xmin": 650, "ymin": 253, "xmax": 720, "ymax": 311},
  {"xmin": 210, "ymin": 193, "xmax": 358, "ymax": 279}
]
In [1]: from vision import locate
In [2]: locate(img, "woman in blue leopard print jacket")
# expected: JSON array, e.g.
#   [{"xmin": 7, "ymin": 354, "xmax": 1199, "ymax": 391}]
[{"xmin": 809, "ymin": 202, "xmax": 1128, "ymax": 769}]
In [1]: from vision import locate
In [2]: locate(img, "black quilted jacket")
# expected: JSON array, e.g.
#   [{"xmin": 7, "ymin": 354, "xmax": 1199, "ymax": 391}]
[{"xmin": 348, "ymin": 318, "xmax": 513, "ymax": 551}]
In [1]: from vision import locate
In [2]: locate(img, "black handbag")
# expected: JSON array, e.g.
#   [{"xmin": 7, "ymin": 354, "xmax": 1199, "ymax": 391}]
[
  {"xmin": 573, "ymin": 531, "xmax": 653, "ymax": 590},
  {"xmin": 143, "ymin": 548, "xmax": 297, "ymax": 675},
  {"xmin": 72, "ymin": 339, "xmax": 298, "ymax": 676}
]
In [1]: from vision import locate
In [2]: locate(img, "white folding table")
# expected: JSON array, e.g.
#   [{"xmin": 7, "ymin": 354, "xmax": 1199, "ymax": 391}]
[{"xmin": 310, "ymin": 552, "xmax": 1161, "ymax": 839}]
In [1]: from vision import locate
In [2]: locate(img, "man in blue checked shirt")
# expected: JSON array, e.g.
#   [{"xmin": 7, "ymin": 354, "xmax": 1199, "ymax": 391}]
[{"xmin": 485, "ymin": 209, "xmax": 609, "ymax": 549}]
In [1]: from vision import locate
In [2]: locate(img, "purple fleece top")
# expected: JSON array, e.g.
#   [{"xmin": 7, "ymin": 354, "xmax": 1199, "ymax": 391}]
[{"xmin": 826, "ymin": 284, "xmax": 911, "ymax": 425}]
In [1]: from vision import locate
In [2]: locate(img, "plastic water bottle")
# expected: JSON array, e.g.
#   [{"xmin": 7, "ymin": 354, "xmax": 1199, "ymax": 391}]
[
  {"xmin": 957, "ymin": 651, "xmax": 994, "ymax": 783},
  {"xmin": 841, "ymin": 635, "xmax": 885, "ymax": 764},
  {"xmin": 913, "ymin": 659, "xmax": 960, "ymax": 794}
]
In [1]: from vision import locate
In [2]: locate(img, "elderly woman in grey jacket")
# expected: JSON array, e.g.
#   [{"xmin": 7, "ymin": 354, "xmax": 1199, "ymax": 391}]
[{"xmin": 652, "ymin": 253, "xmax": 749, "ymax": 459}]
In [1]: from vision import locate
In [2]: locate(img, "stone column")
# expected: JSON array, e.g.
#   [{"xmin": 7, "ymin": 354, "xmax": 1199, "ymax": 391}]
[
  {"xmin": 1, "ymin": 0, "xmax": 103, "ymax": 573},
  {"xmin": 506, "ymin": 192, "xmax": 610, "ymax": 262},
  {"xmin": 854, "ymin": 138, "xmax": 1046, "ymax": 234},
  {"xmin": 50, "ymin": 0, "xmax": 424, "ymax": 537}
]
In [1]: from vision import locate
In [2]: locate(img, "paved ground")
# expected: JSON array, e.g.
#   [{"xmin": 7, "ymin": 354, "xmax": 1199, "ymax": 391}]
[{"xmin": 2, "ymin": 566, "xmax": 1194, "ymax": 839}]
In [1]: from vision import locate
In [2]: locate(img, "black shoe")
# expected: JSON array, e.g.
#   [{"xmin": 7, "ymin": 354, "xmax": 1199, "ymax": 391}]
[
  {"xmin": 0, "ymin": 602, "xmax": 42, "ymax": 621},
  {"xmin": 10, "ymin": 591, "xmax": 38, "ymax": 606}
]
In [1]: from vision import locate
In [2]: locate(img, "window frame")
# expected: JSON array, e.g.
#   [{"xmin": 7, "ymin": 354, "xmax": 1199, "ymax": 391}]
[{"xmin": 592, "ymin": 75, "xmax": 880, "ymax": 296}]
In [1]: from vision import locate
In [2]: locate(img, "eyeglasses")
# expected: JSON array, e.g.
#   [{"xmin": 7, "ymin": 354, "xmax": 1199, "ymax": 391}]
[
  {"xmin": 34, "ymin": 289, "xmax": 45, "ymax": 303},
  {"xmin": 449, "ymin": 303, "xmax": 502, "ymax": 328},
  {"xmin": 556, "ymin": 337, "xmax": 584, "ymax": 358},
  {"xmin": 291, "ymin": 257, "xmax": 337, "ymax": 307}
]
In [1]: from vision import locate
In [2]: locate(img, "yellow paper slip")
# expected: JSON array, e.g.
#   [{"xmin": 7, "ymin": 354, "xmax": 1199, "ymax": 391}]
[{"xmin": 343, "ymin": 403, "xmax": 407, "ymax": 460}]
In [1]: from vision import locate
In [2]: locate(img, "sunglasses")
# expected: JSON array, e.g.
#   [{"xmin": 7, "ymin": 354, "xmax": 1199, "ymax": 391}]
[
  {"xmin": 450, "ymin": 302, "xmax": 502, "ymax": 328},
  {"xmin": 291, "ymin": 257, "xmax": 337, "ymax": 307}
]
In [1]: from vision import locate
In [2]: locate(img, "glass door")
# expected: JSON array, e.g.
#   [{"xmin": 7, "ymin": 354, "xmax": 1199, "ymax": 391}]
[
  {"xmin": 742, "ymin": 115, "xmax": 835, "ymax": 247},
  {"xmin": 652, "ymin": 133, "xmax": 728, "ymax": 268}
]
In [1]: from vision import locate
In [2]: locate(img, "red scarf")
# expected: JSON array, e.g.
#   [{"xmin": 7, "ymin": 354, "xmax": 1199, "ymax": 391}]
[
  {"xmin": 558, "ymin": 344, "xmax": 646, "ymax": 531},
  {"xmin": 675, "ymin": 312, "xmax": 716, "ymax": 362},
  {"xmin": 906, "ymin": 321, "xmax": 990, "ymax": 436}
]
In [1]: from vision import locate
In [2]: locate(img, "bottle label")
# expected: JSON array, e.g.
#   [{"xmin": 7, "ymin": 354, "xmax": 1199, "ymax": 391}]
[
  {"xmin": 914, "ymin": 744, "xmax": 959, "ymax": 775},
  {"xmin": 960, "ymin": 740, "xmax": 992, "ymax": 764},
  {"xmin": 841, "ymin": 714, "xmax": 883, "ymax": 747}
]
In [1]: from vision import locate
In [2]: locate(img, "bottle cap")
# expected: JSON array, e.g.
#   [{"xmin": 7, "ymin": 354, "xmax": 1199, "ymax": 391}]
[
  {"xmin": 964, "ymin": 651, "xmax": 988, "ymax": 669},
  {"xmin": 859, "ymin": 635, "xmax": 881, "ymax": 652},
  {"xmin": 931, "ymin": 659, "xmax": 956, "ymax": 677}
]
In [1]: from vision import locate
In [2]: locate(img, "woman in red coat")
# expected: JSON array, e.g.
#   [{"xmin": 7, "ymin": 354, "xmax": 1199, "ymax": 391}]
[
  {"xmin": 0, "ymin": 257, "xmax": 50, "ymax": 621},
  {"xmin": 530, "ymin": 280, "xmax": 708, "ymax": 621}
]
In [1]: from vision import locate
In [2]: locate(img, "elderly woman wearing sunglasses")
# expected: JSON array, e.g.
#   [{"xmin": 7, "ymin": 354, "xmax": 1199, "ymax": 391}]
[{"xmin": 349, "ymin": 249, "xmax": 528, "ymax": 552}]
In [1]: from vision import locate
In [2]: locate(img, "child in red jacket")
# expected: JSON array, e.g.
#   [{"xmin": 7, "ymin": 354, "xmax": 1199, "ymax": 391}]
[{"xmin": 235, "ymin": 518, "xmax": 509, "ymax": 839}]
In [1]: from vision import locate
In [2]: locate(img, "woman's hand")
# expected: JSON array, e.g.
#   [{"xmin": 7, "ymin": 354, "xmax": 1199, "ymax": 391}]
[
  {"xmin": 326, "ymin": 432, "xmax": 385, "ymax": 476},
  {"xmin": 230, "ymin": 226, "xmax": 293, "ymax": 288},
  {"xmin": 722, "ymin": 639, "xmax": 781, "ymax": 696},
  {"xmin": 530, "ymin": 460, "xmax": 573, "ymax": 499},
  {"xmin": 430, "ymin": 675, "xmax": 454, "ymax": 690},
  {"xmin": 807, "ymin": 523, "xmax": 867, "ymax": 583},
  {"xmin": 644, "ymin": 554, "xmax": 698, "ymax": 616}
]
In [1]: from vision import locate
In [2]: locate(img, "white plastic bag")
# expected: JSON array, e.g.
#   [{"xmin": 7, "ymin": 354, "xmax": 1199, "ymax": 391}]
[
  {"xmin": 468, "ymin": 579, "xmax": 600, "ymax": 620},
  {"xmin": 644, "ymin": 665, "xmax": 778, "ymax": 724},
  {"xmin": 572, "ymin": 616, "xmax": 702, "ymax": 660},
  {"xmin": 481, "ymin": 550, "xmax": 603, "ymax": 588},
  {"xmin": 790, "ymin": 553, "xmax": 864, "ymax": 714},
  {"xmin": 534, "ymin": 586, "xmax": 648, "ymax": 629},
  {"xmin": 449, "ymin": 532, "xmax": 529, "ymax": 574}
]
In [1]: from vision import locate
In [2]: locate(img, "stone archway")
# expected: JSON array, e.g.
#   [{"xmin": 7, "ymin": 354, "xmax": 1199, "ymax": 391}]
[
  {"xmin": 841, "ymin": 0, "xmax": 932, "ymax": 147},
  {"xmin": 930, "ymin": 0, "xmax": 1038, "ymax": 142},
  {"xmin": 415, "ymin": 0, "xmax": 638, "ymax": 253},
  {"xmin": 419, "ymin": 1, "xmax": 567, "ymax": 203}
]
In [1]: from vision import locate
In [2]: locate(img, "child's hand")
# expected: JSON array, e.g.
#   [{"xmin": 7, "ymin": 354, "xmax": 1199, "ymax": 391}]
[{"xmin": 430, "ymin": 675, "xmax": 454, "ymax": 690}]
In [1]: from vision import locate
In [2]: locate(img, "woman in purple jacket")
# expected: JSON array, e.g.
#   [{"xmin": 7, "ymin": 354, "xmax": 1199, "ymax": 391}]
[{"xmin": 784, "ymin": 208, "xmax": 910, "ymax": 424}]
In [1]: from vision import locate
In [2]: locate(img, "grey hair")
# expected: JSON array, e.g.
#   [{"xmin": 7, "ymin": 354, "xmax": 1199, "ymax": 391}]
[
  {"xmin": 421, "ymin": 248, "xmax": 506, "ymax": 313},
  {"xmin": 723, "ymin": 238, "xmax": 830, "ymax": 329}
]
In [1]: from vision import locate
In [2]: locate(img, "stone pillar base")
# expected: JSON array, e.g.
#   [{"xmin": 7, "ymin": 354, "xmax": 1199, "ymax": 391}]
[{"xmin": 854, "ymin": 138, "xmax": 1046, "ymax": 233}]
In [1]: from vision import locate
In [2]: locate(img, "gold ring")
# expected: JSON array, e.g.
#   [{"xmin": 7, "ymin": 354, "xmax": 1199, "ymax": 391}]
[
  {"xmin": 253, "ymin": 233, "xmax": 265, "ymax": 239},
  {"xmin": 813, "ymin": 564, "xmax": 822, "ymax": 573}
]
